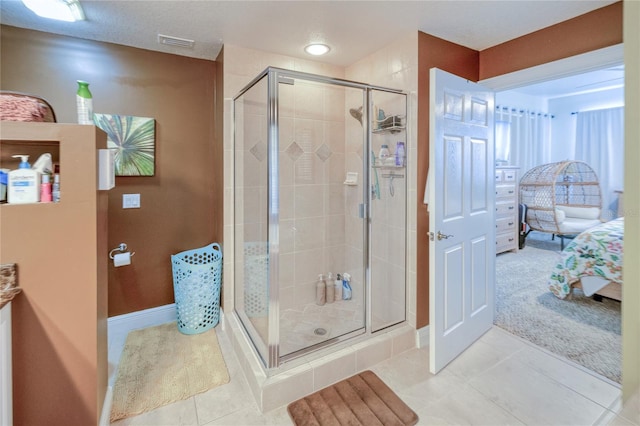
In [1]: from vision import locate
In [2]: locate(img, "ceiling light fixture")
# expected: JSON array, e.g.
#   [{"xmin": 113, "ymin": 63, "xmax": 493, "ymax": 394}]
[
  {"xmin": 21, "ymin": 0, "xmax": 85, "ymax": 22},
  {"xmin": 304, "ymin": 43, "xmax": 331, "ymax": 56}
]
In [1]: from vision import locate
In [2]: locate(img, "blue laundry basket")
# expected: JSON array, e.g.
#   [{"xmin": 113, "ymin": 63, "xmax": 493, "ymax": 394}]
[{"xmin": 171, "ymin": 243, "xmax": 222, "ymax": 335}]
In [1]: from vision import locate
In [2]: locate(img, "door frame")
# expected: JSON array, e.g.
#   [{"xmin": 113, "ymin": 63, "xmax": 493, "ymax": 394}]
[{"xmin": 477, "ymin": 43, "xmax": 626, "ymax": 379}]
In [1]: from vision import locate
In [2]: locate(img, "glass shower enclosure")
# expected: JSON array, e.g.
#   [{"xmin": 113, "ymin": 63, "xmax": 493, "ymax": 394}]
[{"xmin": 234, "ymin": 67, "xmax": 407, "ymax": 368}]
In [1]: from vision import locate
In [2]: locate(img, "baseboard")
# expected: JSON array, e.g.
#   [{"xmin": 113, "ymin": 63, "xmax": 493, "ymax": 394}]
[
  {"xmin": 416, "ymin": 325, "xmax": 429, "ymax": 348},
  {"xmin": 108, "ymin": 303, "xmax": 177, "ymax": 337}
]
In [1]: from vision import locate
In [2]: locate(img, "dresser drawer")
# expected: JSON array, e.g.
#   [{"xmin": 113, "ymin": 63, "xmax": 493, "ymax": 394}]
[
  {"xmin": 496, "ymin": 232, "xmax": 517, "ymax": 252},
  {"xmin": 496, "ymin": 216, "xmax": 517, "ymax": 233},
  {"xmin": 503, "ymin": 169, "xmax": 517, "ymax": 182},
  {"xmin": 496, "ymin": 184, "xmax": 517, "ymax": 199},
  {"xmin": 496, "ymin": 201, "xmax": 517, "ymax": 216}
]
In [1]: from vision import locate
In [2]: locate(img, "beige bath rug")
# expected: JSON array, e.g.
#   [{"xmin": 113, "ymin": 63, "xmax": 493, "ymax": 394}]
[
  {"xmin": 110, "ymin": 322, "xmax": 230, "ymax": 422},
  {"xmin": 287, "ymin": 370, "xmax": 418, "ymax": 426}
]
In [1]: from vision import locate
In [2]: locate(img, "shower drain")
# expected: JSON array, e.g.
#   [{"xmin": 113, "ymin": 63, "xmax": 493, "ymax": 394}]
[{"xmin": 314, "ymin": 327, "xmax": 327, "ymax": 336}]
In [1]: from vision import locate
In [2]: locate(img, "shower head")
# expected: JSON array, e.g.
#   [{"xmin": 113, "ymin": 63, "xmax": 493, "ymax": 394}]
[{"xmin": 349, "ymin": 106, "xmax": 363, "ymax": 125}]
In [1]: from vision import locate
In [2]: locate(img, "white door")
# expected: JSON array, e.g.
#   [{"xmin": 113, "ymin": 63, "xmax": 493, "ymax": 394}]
[{"xmin": 429, "ymin": 68, "xmax": 495, "ymax": 373}]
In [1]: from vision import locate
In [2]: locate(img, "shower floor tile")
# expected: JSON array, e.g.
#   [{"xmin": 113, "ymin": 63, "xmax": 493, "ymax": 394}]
[{"xmin": 280, "ymin": 299, "xmax": 364, "ymax": 356}]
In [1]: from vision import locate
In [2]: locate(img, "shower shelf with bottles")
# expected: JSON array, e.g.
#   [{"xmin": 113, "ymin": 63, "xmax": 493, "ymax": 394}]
[
  {"xmin": 372, "ymin": 114, "xmax": 406, "ymax": 134},
  {"xmin": 372, "ymin": 112, "xmax": 406, "ymax": 179}
]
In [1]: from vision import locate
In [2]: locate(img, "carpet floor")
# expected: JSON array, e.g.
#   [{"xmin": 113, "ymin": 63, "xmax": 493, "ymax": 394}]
[
  {"xmin": 287, "ymin": 370, "xmax": 418, "ymax": 426},
  {"xmin": 110, "ymin": 322, "xmax": 230, "ymax": 422},
  {"xmin": 495, "ymin": 232, "xmax": 621, "ymax": 383}
]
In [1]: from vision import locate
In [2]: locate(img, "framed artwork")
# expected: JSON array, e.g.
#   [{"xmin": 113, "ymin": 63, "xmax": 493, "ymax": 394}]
[{"xmin": 93, "ymin": 113, "xmax": 156, "ymax": 176}]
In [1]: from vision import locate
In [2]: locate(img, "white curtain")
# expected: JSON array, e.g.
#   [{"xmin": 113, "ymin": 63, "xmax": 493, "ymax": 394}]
[
  {"xmin": 574, "ymin": 107, "xmax": 624, "ymax": 220},
  {"xmin": 495, "ymin": 106, "xmax": 553, "ymax": 174}
]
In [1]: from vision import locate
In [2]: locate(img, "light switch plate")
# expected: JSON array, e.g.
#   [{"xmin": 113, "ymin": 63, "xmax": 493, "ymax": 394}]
[{"xmin": 123, "ymin": 193, "xmax": 141, "ymax": 209}]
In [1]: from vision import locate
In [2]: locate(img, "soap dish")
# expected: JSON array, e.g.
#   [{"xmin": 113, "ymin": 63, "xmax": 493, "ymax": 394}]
[{"xmin": 343, "ymin": 172, "xmax": 358, "ymax": 186}]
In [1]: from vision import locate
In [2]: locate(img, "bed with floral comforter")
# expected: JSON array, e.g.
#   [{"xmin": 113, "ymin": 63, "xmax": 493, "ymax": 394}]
[{"xmin": 548, "ymin": 217, "xmax": 624, "ymax": 299}]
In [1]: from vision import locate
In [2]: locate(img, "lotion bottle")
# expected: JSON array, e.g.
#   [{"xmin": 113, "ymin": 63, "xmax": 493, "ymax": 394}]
[
  {"xmin": 325, "ymin": 272, "xmax": 335, "ymax": 304},
  {"xmin": 315, "ymin": 274, "xmax": 326, "ymax": 306},
  {"xmin": 8, "ymin": 155, "xmax": 40, "ymax": 204}
]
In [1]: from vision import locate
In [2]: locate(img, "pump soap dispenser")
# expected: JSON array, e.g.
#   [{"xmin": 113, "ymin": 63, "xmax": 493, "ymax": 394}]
[{"xmin": 8, "ymin": 155, "xmax": 40, "ymax": 204}]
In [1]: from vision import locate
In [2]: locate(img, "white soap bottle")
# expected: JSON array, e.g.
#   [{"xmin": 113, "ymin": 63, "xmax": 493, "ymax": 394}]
[
  {"xmin": 334, "ymin": 273, "xmax": 343, "ymax": 301},
  {"xmin": 8, "ymin": 155, "xmax": 40, "ymax": 204}
]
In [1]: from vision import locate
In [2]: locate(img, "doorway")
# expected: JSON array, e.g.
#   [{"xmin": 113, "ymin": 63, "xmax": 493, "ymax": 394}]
[{"xmin": 483, "ymin": 45, "xmax": 624, "ymax": 384}]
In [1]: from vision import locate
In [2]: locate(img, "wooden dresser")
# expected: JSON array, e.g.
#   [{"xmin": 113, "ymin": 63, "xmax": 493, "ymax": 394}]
[{"xmin": 495, "ymin": 166, "xmax": 520, "ymax": 254}]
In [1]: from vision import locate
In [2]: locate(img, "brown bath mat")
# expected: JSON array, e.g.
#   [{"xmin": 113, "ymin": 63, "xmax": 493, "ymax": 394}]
[{"xmin": 287, "ymin": 370, "xmax": 418, "ymax": 426}]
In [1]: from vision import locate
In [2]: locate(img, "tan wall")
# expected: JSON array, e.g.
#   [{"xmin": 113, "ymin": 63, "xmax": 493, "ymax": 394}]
[
  {"xmin": 0, "ymin": 123, "xmax": 108, "ymax": 425},
  {"xmin": 1, "ymin": 25, "xmax": 221, "ymax": 316},
  {"xmin": 479, "ymin": 2, "xmax": 622, "ymax": 79}
]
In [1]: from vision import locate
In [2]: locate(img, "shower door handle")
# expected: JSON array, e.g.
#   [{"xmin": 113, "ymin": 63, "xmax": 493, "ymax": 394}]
[{"xmin": 359, "ymin": 203, "xmax": 368, "ymax": 219}]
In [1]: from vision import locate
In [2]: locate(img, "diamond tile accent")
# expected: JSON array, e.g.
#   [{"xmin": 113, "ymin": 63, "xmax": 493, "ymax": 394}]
[
  {"xmin": 285, "ymin": 141, "xmax": 304, "ymax": 161},
  {"xmin": 315, "ymin": 143, "xmax": 332, "ymax": 162},
  {"xmin": 250, "ymin": 141, "xmax": 267, "ymax": 162}
]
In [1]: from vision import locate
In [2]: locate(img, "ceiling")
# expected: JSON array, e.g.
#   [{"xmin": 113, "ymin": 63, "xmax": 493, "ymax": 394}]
[
  {"xmin": 0, "ymin": 0, "xmax": 617, "ymax": 68},
  {"xmin": 510, "ymin": 65, "xmax": 625, "ymax": 98}
]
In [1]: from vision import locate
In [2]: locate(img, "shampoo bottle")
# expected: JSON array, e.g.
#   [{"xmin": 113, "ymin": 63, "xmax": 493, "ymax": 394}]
[
  {"xmin": 315, "ymin": 274, "xmax": 326, "ymax": 306},
  {"xmin": 76, "ymin": 80, "xmax": 94, "ymax": 125},
  {"xmin": 325, "ymin": 272, "xmax": 335, "ymax": 304},
  {"xmin": 8, "ymin": 155, "xmax": 40, "ymax": 204},
  {"xmin": 334, "ymin": 273, "xmax": 343, "ymax": 301},
  {"xmin": 395, "ymin": 142, "xmax": 405, "ymax": 167}
]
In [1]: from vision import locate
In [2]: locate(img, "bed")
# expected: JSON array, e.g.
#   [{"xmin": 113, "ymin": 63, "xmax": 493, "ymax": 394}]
[{"xmin": 548, "ymin": 217, "xmax": 623, "ymax": 300}]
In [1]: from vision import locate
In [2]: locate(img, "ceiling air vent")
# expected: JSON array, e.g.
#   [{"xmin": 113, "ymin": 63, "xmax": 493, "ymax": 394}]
[{"xmin": 157, "ymin": 34, "xmax": 195, "ymax": 49}]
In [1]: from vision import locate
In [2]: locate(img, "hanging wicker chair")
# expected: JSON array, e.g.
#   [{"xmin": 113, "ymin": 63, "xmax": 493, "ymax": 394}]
[{"xmin": 519, "ymin": 161, "xmax": 602, "ymax": 240}]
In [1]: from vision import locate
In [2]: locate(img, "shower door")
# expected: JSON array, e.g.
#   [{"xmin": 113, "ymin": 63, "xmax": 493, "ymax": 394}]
[
  {"xmin": 369, "ymin": 89, "xmax": 407, "ymax": 332},
  {"xmin": 234, "ymin": 68, "xmax": 370, "ymax": 366},
  {"xmin": 276, "ymin": 72, "xmax": 368, "ymax": 359}
]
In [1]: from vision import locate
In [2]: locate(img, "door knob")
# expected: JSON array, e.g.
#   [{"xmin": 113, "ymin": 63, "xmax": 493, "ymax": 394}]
[
  {"xmin": 437, "ymin": 231, "xmax": 453, "ymax": 240},
  {"xmin": 429, "ymin": 231, "xmax": 454, "ymax": 241}
]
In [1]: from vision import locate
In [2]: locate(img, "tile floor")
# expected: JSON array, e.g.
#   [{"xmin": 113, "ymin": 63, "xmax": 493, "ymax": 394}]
[{"xmin": 109, "ymin": 325, "xmax": 639, "ymax": 426}]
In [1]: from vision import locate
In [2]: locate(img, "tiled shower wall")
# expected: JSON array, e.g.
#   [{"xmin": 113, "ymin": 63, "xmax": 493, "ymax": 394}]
[
  {"xmin": 277, "ymin": 79, "xmax": 362, "ymax": 310},
  {"xmin": 346, "ymin": 33, "xmax": 419, "ymax": 328},
  {"xmin": 223, "ymin": 46, "xmax": 346, "ymax": 314}
]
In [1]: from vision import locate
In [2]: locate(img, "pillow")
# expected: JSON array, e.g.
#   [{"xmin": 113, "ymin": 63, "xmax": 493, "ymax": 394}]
[
  {"xmin": 556, "ymin": 205, "xmax": 600, "ymax": 220},
  {"xmin": 555, "ymin": 208, "xmax": 566, "ymax": 224}
]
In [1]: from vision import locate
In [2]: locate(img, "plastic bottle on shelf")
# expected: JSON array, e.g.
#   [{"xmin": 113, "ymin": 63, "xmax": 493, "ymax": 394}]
[
  {"xmin": 76, "ymin": 80, "xmax": 94, "ymax": 125},
  {"xmin": 52, "ymin": 173, "xmax": 61, "ymax": 203},
  {"xmin": 7, "ymin": 155, "xmax": 40, "ymax": 204},
  {"xmin": 395, "ymin": 141, "xmax": 405, "ymax": 167},
  {"xmin": 315, "ymin": 274, "xmax": 326, "ymax": 306},
  {"xmin": 334, "ymin": 273, "xmax": 343, "ymax": 302},
  {"xmin": 326, "ymin": 272, "xmax": 335, "ymax": 304},
  {"xmin": 342, "ymin": 273, "xmax": 352, "ymax": 300},
  {"xmin": 40, "ymin": 174, "xmax": 52, "ymax": 203},
  {"xmin": 378, "ymin": 144, "xmax": 390, "ymax": 166}
]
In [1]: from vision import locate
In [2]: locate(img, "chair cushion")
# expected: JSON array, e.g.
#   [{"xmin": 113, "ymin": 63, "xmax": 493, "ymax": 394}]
[{"xmin": 556, "ymin": 205, "xmax": 601, "ymax": 220}]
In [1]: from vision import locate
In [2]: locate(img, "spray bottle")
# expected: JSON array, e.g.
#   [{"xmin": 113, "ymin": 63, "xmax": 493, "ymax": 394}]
[
  {"xmin": 342, "ymin": 273, "xmax": 352, "ymax": 300},
  {"xmin": 76, "ymin": 80, "xmax": 94, "ymax": 125}
]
